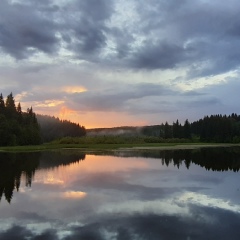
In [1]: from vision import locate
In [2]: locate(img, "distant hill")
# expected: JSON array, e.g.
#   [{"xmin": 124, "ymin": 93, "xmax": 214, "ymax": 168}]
[
  {"xmin": 87, "ymin": 126, "xmax": 141, "ymax": 136},
  {"xmin": 87, "ymin": 125, "xmax": 161, "ymax": 137},
  {"xmin": 37, "ymin": 114, "xmax": 86, "ymax": 142}
]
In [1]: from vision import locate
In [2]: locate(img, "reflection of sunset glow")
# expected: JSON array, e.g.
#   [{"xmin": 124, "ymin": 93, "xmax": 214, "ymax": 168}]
[
  {"xmin": 63, "ymin": 86, "xmax": 87, "ymax": 93},
  {"xmin": 64, "ymin": 155, "xmax": 150, "ymax": 176},
  {"xmin": 63, "ymin": 191, "xmax": 87, "ymax": 199},
  {"xmin": 43, "ymin": 178, "xmax": 64, "ymax": 185},
  {"xmin": 33, "ymin": 155, "xmax": 152, "ymax": 189}
]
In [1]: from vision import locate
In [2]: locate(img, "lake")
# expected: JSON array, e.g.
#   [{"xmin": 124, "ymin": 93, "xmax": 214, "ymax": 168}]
[{"xmin": 0, "ymin": 147, "xmax": 240, "ymax": 239}]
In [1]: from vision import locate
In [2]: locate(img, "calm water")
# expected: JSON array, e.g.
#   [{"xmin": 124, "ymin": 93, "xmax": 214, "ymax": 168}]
[{"xmin": 0, "ymin": 147, "xmax": 240, "ymax": 239}]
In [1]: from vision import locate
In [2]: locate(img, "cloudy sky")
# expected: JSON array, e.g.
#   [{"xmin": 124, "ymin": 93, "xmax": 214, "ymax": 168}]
[{"xmin": 1, "ymin": 0, "xmax": 240, "ymax": 128}]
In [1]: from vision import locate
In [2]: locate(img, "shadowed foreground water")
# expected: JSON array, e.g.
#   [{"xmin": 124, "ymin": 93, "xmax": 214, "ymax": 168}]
[{"xmin": 0, "ymin": 147, "xmax": 240, "ymax": 239}]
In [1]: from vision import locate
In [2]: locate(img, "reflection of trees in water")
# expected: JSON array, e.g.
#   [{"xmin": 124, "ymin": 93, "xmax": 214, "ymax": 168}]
[
  {"xmin": 0, "ymin": 152, "xmax": 40, "ymax": 203},
  {"xmin": 115, "ymin": 147, "xmax": 240, "ymax": 172},
  {"xmin": 0, "ymin": 151, "xmax": 85, "ymax": 203},
  {"xmin": 38, "ymin": 151, "xmax": 85, "ymax": 169}
]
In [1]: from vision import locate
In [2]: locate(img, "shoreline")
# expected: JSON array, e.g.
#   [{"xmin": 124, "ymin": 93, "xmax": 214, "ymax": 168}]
[
  {"xmin": 1, "ymin": 143, "xmax": 240, "ymax": 153},
  {"xmin": 119, "ymin": 143, "xmax": 240, "ymax": 151}
]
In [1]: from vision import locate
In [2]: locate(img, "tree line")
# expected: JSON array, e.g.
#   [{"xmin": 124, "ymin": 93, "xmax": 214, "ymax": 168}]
[
  {"xmin": 0, "ymin": 93, "xmax": 86, "ymax": 146},
  {"xmin": 0, "ymin": 93, "xmax": 41, "ymax": 146},
  {"xmin": 141, "ymin": 114, "xmax": 240, "ymax": 143},
  {"xmin": 37, "ymin": 114, "xmax": 86, "ymax": 142}
]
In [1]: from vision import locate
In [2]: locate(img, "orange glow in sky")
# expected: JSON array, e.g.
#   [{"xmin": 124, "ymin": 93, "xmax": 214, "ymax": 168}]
[
  {"xmin": 57, "ymin": 109, "xmax": 148, "ymax": 129},
  {"xmin": 59, "ymin": 106, "xmax": 76, "ymax": 120},
  {"xmin": 62, "ymin": 86, "xmax": 87, "ymax": 93}
]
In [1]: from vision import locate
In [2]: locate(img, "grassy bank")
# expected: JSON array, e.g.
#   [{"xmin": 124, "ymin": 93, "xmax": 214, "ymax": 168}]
[
  {"xmin": 0, "ymin": 142, "xmax": 183, "ymax": 152},
  {"xmin": 1, "ymin": 136, "xmax": 239, "ymax": 152},
  {"xmin": 0, "ymin": 136, "xmax": 191, "ymax": 152},
  {"xmin": 0, "ymin": 142, "xmax": 235, "ymax": 153}
]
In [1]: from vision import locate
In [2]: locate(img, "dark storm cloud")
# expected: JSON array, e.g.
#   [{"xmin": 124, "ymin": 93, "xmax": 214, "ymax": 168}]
[
  {"xmin": 130, "ymin": 41, "xmax": 186, "ymax": 70},
  {"xmin": 1, "ymin": 0, "xmax": 240, "ymax": 76},
  {"xmin": 63, "ymin": 0, "xmax": 114, "ymax": 60},
  {"xmin": 130, "ymin": 0, "xmax": 240, "ymax": 75},
  {"xmin": 0, "ymin": 0, "xmax": 59, "ymax": 59},
  {"xmin": 0, "ymin": 0, "xmax": 113, "ymax": 60}
]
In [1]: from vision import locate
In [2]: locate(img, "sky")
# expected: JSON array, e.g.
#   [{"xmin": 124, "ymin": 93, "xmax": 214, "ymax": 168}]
[{"xmin": 0, "ymin": 0, "xmax": 240, "ymax": 128}]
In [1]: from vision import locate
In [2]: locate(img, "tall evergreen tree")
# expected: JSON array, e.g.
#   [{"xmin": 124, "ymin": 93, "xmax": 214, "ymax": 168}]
[
  {"xmin": 173, "ymin": 119, "xmax": 181, "ymax": 138},
  {"xmin": 5, "ymin": 93, "xmax": 17, "ymax": 119},
  {"xmin": 184, "ymin": 119, "xmax": 191, "ymax": 139},
  {"xmin": 16, "ymin": 102, "xmax": 22, "ymax": 114},
  {"xmin": 164, "ymin": 121, "xmax": 172, "ymax": 139},
  {"xmin": 16, "ymin": 102, "xmax": 22, "ymax": 123},
  {"xmin": 0, "ymin": 93, "xmax": 41, "ymax": 146},
  {"xmin": 0, "ymin": 93, "xmax": 5, "ymax": 114}
]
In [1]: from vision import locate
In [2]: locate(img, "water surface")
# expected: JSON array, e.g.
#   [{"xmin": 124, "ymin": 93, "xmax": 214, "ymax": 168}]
[{"xmin": 0, "ymin": 147, "xmax": 240, "ymax": 239}]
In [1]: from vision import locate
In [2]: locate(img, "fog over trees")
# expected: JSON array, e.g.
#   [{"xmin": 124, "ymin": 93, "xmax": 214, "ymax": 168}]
[
  {"xmin": 89, "ymin": 114, "xmax": 240, "ymax": 143},
  {"xmin": 37, "ymin": 114, "xmax": 86, "ymax": 142}
]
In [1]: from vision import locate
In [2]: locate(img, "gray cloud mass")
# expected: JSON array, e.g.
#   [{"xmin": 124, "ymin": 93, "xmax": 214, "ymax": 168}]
[
  {"xmin": 0, "ymin": 0, "xmax": 240, "ymax": 76},
  {"xmin": 0, "ymin": 0, "xmax": 240, "ymax": 127},
  {"xmin": 0, "ymin": 0, "xmax": 59, "ymax": 59}
]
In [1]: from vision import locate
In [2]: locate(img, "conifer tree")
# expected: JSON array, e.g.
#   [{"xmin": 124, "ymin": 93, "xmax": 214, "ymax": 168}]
[
  {"xmin": 5, "ymin": 93, "xmax": 17, "ymax": 119},
  {"xmin": 0, "ymin": 93, "xmax": 5, "ymax": 114},
  {"xmin": 184, "ymin": 119, "xmax": 191, "ymax": 139},
  {"xmin": 0, "ymin": 93, "xmax": 41, "ymax": 146}
]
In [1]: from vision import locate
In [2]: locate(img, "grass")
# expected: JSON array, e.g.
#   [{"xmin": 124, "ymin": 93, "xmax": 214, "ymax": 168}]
[
  {"xmin": 0, "ymin": 141, "xmax": 231, "ymax": 153},
  {"xmin": 1, "ymin": 135, "xmax": 238, "ymax": 152},
  {"xmin": 0, "ymin": 142, "xmax": 173, "ymax": 152}
]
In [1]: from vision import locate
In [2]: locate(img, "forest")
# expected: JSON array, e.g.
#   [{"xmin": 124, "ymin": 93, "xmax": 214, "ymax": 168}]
[
  {"xmin": 37, "ymin": 114, "xmax": 86, "ymax": 142},
  {"xmin": 0, "ymin": 93, "xmax": 41, "ymax": 146},
  {"xmin": 87, "ymin": 114, "xmax": 240, "ymax": 143},
  {"xmin": 0, "ymin": 93, "xmax": 86, "ymax": 146},
  {"xmin": 141, "ymin": 114, "xmax": 240, "ymax": 143}
]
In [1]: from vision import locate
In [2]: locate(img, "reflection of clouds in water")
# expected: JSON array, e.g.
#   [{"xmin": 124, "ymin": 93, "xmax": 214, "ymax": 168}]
[
  {"xmin": 177, "ymin": 192, "xmax": 240, "ymax": 213},
  {"xmin": 1, "ymin": 151, "xmax": 240, "ymax": 239},
  {"xmin": 98, "ymin": 199, "xmax": 190, "ymax": 216},
  {"xmin": 1, "ymin": 205, "xmax": 240, "ymax": 240},
  {"xmin": 97, "ymin": 190, "xmax": 240, "ymax": 217}
]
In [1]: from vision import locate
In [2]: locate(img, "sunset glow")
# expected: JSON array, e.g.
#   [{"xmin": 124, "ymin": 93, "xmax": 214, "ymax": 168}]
[{"xmin": 63, "ymin": 86, "xmax": 87, "ymax": 94}]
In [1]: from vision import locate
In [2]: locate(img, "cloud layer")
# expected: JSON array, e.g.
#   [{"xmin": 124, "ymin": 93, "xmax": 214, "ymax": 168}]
[{"xmin": 1, "ymin": 0, "xmax": 240, "ymax": 127}]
